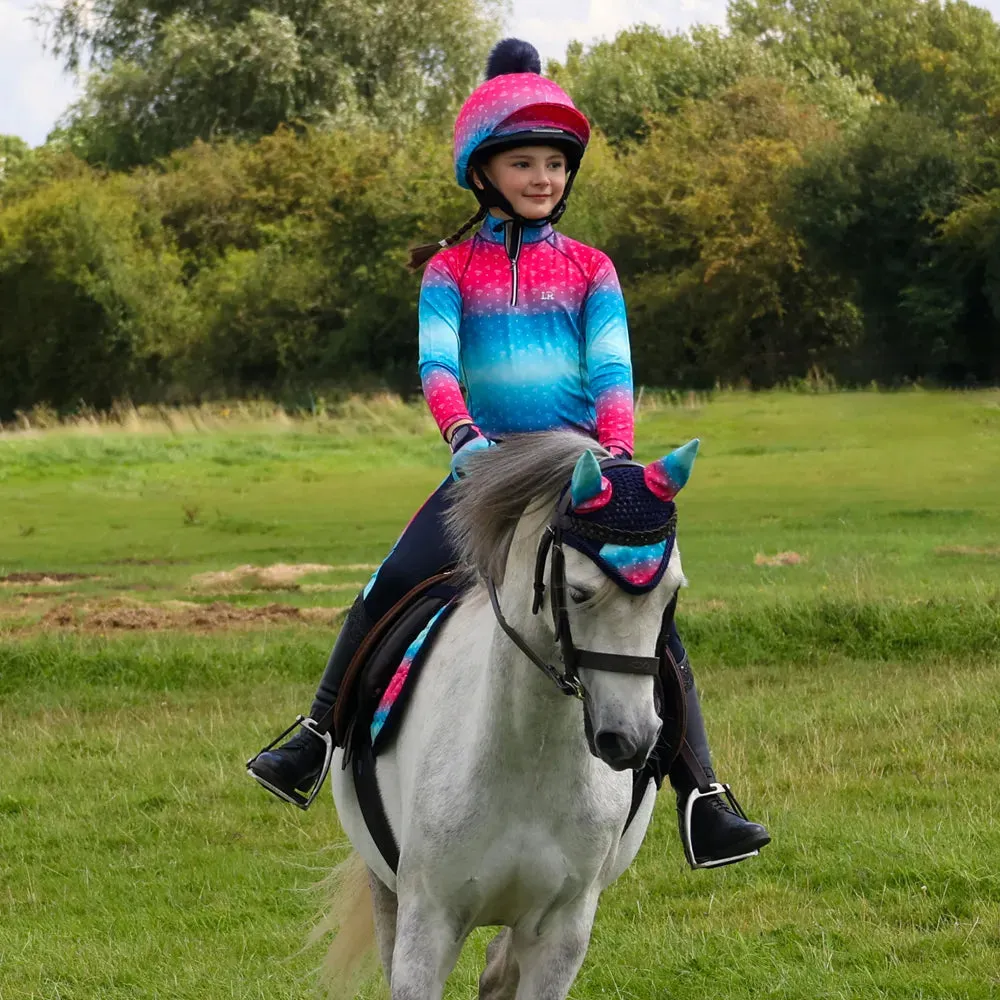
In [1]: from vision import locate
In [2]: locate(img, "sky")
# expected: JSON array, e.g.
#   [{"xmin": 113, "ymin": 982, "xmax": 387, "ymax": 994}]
[{"xmin": 4, "ymin": 0, "xmax": 999, "ymax": 146}]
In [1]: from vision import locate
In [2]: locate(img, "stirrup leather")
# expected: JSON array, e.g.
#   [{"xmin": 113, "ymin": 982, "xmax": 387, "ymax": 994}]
[
  {"xmin": 681, "ymin": 782, "xmax": 760, "ymax": 870},
  {"xmin": 245, "ymin": 715, "xmax": 333, "ymax": 811}
]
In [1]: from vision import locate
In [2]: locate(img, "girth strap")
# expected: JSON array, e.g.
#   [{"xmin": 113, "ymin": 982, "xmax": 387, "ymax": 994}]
[{"xmin": 352, "ymin": 721, "xmax": 400, "ymax": 873}]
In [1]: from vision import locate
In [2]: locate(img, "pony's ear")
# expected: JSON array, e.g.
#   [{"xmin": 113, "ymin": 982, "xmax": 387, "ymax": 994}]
[
  {"xmin": 644, "ymin": 438, "xmax": 700, "ymax": 502},
  {"xmin": 570, "ymin": 450, "xmax": 608, "ymax": 509}
]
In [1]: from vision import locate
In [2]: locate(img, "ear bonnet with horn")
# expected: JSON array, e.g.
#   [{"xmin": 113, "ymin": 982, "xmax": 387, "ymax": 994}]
[{"xmin": 559, "ymin": 441, "xmax": 700, "ymax": 594}]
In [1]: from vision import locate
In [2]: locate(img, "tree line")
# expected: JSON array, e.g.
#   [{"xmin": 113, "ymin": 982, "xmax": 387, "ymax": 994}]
[{"xmin": 2, "ymin": 0, "xmax": 1000, "ymax": 417}]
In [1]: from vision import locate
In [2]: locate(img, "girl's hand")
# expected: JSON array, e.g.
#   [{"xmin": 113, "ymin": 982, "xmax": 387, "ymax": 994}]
[
  {"xmin": 449, "ymin": 423, "xmax": 484, "ymax": 454},
  {"xmin": 450, "ymin": 426, "xmax": 494, "ymax": 479}
]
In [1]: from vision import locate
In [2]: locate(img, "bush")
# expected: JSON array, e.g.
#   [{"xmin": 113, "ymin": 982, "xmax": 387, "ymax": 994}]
[{"xmin": 0, "ymin": 173, "xmax": 192, "ymax": 415}]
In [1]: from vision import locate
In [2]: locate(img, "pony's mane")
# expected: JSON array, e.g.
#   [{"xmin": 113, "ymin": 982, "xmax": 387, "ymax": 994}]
[{"xmin": 445, "ymin": 431, "xmax": 609, "ymax": 583}]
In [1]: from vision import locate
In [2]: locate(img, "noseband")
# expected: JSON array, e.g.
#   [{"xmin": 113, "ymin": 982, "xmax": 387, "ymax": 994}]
[{"xmin": 486, "ymin": 459, "xmax": 678, "ymax": 699}]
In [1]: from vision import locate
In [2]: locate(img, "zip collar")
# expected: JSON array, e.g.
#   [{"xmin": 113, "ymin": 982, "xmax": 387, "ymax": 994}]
[
  {"xmin": 479, "ymin": 215, "xmax": 552, "ymax": 307},
  {"xmin": 479, "ymin": 215, "xmax": 553, "ymax": 245}
]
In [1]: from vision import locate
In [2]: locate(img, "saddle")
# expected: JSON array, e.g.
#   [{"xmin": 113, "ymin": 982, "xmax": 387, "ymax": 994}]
[
  {"xmin": 330, "ymin": 570, "xmax": 461, "ymax": 873},
  {"xmin": 333, "ymin": 569, "xmax": 461, "ymax": 750}
]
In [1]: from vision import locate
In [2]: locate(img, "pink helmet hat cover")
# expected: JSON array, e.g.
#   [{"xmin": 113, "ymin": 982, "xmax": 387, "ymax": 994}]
[{"xmin": 453, "ymin": 73, "xmax": 591, "ymax": 189}]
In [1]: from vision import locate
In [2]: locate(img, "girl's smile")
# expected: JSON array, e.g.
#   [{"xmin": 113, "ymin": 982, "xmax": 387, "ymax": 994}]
[{"xmin": 473, "ymin": 144, "xmax": 568, "ymax": 220}]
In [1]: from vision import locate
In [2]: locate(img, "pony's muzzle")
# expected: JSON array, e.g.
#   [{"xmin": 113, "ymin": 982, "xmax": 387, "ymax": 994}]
[{"xmin": 594, "ymin": 724, "xmax": 660, "ymax": 772}]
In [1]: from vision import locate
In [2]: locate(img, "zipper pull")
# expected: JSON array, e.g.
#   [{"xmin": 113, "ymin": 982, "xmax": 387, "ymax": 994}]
[{"xmin": 503, "ymin": 219, "xmax": 523, "ymax": 308}]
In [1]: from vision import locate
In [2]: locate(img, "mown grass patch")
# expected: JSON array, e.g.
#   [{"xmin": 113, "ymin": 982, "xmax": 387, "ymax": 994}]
[
  {"xmin": 1, "ymin": 638, "xmax": 997, "ymax": 999},
  {"xmin": 1, "ymin": 390, "xmax": 998, "ymax": 997}
]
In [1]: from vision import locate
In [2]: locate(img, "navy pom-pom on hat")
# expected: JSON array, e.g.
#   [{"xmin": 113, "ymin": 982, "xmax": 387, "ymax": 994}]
[{"xmin": 486, "ymin": 38, "xmax": 542, "ymax": 79}]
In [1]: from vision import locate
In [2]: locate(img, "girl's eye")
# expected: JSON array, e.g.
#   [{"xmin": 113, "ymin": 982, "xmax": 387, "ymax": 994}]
[{"xmin": 569, "ymin": 587, "xmax": 593, "ymax": 605}]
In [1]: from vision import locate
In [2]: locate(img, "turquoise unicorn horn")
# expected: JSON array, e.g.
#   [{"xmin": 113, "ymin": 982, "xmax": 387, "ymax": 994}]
[{"xmin": 570, "ymin": 450, "xmax": 611, "ymax": 510}]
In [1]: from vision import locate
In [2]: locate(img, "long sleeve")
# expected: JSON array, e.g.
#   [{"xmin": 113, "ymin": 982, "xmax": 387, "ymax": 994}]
[
  {"xmin": 418, "ymin": 256, "xmax": 471, "ymax": 437},
  {"xmin": 583, "ymin": 254, "xmax": 634, "ymax": 456}
]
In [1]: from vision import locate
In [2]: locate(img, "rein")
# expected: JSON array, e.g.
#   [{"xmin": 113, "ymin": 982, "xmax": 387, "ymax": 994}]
[{"xmin": 485, "ymin": 458, "xmax": 677, "ymax": 699}]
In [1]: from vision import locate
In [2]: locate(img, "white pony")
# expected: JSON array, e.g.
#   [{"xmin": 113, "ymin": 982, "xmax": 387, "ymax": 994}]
[{"xmin": 327, "ymin": 430, "xmax": 692, "ymax": 999}]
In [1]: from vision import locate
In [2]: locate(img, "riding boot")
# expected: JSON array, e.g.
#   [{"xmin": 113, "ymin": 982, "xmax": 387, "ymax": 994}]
[
  {"xmin": 666, "ymin": 643, "xmax": 770, "ymax": 867},
  {"xmin": 247, "ymin": 595, "xmax": 375, "ymax": 806}
]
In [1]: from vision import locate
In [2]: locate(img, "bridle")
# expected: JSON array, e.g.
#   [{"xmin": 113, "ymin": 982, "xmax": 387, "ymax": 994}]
[{"xmin": 486, "ymin": 459, "xmax": 679, "ymax": 700}]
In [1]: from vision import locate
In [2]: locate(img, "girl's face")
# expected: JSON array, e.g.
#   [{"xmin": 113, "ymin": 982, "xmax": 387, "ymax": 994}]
[{"xmin": 475, "ymin": 145, "xmax": 568, "ymax": 220}]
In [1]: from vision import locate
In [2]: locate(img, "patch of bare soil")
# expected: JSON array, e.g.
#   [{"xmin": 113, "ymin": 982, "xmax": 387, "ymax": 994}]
[
  {"xmin": 935, "ymin": 545, "xmax": 1000, "ymax": 558},
  {"xmin": 36, "ymin": 598, "xmax": 344, "ymax": 632},
  {"xmin": 754, "ymin": 551, "xmax": 806, "ymax": 567},
  {"xmin": 189, "ymin": 563, "xmax": 335, "ymax": 591},
  {"xmin": 0, "ymin": 572, "xmax": 93, "ymax": 586}
]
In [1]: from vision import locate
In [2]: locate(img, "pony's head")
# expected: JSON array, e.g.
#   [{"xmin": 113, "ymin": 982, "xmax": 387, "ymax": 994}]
[{"xmin": 446, "ymin": 431, "xmax": 697, "ymax": 773}]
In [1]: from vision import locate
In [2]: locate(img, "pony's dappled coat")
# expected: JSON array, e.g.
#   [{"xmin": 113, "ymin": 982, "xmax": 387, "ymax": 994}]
[{"xmin": 445, "ymin": 431, "xmax": 610, "ymax": 584}]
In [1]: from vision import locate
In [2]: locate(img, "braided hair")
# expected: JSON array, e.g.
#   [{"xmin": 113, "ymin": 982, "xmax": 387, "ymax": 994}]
[{"xmin": 407, "ymin": 206, "xmax": 487, "ymax": 272}]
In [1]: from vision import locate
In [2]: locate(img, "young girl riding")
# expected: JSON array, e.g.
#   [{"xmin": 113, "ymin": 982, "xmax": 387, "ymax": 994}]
[{"xmin": 248, "ymin": 38, "xmax": 769, "ymax": 869}]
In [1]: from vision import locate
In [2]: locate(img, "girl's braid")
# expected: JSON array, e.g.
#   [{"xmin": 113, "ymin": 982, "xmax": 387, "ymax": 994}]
[{"xmin": 407, "ymin": 206, "xmax": 487, "ymax": 272}]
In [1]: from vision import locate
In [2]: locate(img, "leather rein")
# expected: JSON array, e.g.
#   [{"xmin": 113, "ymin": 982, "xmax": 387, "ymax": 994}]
[{"xmin": 485, "ymin": 459, "xmax": 678, "ymax": 699}]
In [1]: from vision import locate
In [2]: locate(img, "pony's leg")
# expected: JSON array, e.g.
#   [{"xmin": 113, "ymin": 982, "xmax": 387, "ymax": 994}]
[
  {"xmin": 510, "ymin": 899, "xmax": 599, "ymax": 1000},
  {"xmin": 368, "ymin": 869, "xmax": 398, "ymax": 984},
  {"xmin": 478, "ymin": 928, "xmax": 519, "ymax": 1000},
  {"xmin": 388, "ymin": 899, "xmax": 463, "ymax": 1000}
]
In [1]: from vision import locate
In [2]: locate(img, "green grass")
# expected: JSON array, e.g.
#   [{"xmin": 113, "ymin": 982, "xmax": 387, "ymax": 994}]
[{"xmin": 1, "ymin": 390, "xmax": 999, "ymax": 998}]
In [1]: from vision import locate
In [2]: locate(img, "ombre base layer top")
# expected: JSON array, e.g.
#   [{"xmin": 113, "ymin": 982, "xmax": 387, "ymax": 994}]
[{"xmin": 419, "ymin": 218, "xmax": 634, "ymax": 456}]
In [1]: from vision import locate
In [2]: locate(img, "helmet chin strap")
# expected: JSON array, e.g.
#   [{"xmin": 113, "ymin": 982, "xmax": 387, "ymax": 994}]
[{"xmin": 468, "ymin": 165, "xmax": 579, "ymax": 263}]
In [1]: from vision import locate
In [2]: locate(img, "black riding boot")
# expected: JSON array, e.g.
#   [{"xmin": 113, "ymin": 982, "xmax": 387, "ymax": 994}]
[
  {"xmin": 247, "ymin": 595, "xmax": 374, "ymax": 806},
  {"xmin": 666, "ymin": 650, "xmax": 770, "ymax": 867}
]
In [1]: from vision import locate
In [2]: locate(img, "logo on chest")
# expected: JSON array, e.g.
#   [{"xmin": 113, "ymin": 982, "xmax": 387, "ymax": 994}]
[{"xmin": 540, "ymin": 291, "xmax": 555, "ymax": 301}]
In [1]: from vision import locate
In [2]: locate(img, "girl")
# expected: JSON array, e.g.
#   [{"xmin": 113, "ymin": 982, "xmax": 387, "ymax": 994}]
[{"xmin": 248, "ymin": 39, "xmax": 769, "ymax": 868}]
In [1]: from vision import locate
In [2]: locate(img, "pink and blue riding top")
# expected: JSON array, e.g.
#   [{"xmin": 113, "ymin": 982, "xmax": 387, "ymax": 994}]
[
  {"xmin": 419, "ymin": 217, "xmax": 635, "ymax": 456},
  {"xmin": 360, "ymin": 48, "xmax": 633, "ymax": 622}
]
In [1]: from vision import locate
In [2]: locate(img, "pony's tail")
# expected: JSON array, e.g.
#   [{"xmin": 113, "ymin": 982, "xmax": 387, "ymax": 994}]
[{"xmin": 311, "ymin": 850, "xmax": 377, "ymax": 998}]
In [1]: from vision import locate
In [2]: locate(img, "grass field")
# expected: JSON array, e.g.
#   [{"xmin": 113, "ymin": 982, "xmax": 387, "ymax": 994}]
[{"xmin": 1, "ymin": 390, "xmax": 999, "ymax": 999}]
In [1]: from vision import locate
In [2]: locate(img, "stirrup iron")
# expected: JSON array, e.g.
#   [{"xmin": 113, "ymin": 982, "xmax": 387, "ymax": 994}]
[
  {"xmin": 681, "ymin": 782, "xmax": 760, "ymax": 870},
  {"xmin": 246, "ymin": 715, "xmax": 333, "ymax": 811}
]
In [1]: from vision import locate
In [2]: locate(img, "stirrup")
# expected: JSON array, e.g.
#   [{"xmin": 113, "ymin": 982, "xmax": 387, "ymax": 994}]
[
  {"xmin": 245, "ymin": 715, "xmax": 333, "ymax": 811},
  {"xmin": 681, "ymin": 782, "xmax": 760, "ymax": 870}
]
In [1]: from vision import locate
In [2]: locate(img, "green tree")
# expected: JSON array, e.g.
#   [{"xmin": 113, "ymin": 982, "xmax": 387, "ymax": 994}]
[
  {"xmin": 0, "ymin": 173, "xmax": 192, "ymax": 415},
  {"xmin": 571, "ymin": 78, "xmax": 862, "ymax": 386},
  {"xmin": 0, "ymin": 136, "xmax": 29, "ymax": 184},
  {"xmin": 548, "ymin": 24, "xmax": 874, "ymax": 145},
  {"xmin": 789, "ymin": 106, "xmax": 977, "ymax": 381},
  {"xmin": 729, "ymin": 0, "xmax": 1000, "ymax": 122},
  {"xmin": 42, "ymin": 0, "xmax": 503, "ymax": 168}
]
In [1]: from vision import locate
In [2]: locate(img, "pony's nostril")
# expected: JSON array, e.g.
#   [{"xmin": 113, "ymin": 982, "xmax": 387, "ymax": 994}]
[{"xmin": 595, "ymin": 730, "xmax": 637, "ymax": 766}]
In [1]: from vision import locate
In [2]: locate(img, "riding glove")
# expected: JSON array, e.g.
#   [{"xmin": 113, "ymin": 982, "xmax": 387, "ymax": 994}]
[{"xmin": 449, "ymin": 424, "xmax": 494, "ymax": 479}]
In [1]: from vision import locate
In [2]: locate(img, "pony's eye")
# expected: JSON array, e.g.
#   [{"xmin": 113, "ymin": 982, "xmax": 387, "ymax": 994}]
[{"xmin": 569, "ymin": 587, "xmax": 593, "ymax": 605}]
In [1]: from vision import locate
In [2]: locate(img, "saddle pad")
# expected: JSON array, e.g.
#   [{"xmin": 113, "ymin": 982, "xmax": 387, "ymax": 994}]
[{"xmin": 370, "ymin": 600, "xmax": 457, "ymax": 753}]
